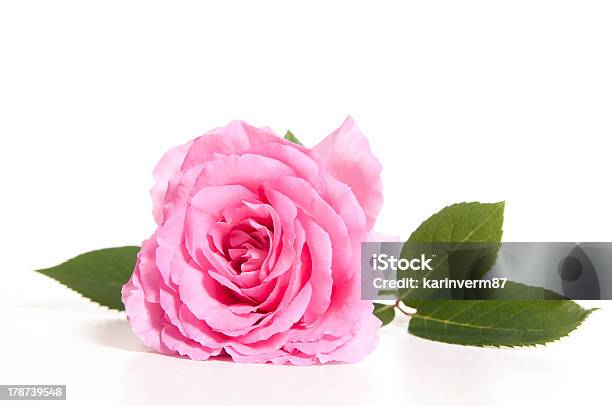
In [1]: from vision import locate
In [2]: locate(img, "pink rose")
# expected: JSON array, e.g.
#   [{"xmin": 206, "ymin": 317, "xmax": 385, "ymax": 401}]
[{"xmin": 122, "ymin": 117, "xmax": 383, "ymax": 364}]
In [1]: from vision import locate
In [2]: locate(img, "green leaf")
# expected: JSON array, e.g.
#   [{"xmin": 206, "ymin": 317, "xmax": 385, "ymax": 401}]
[
  {"xmin": 407, "ymin": 201, "xmax": 505, "ymax": 245},
  {"xmin": 408, "ymin": 299, "xmax": 596, "ymax": 347},
  {"xmin": 400, "ymin": 202, "xmax": 505, "ymax": 304},
  {"xmin": 400, "ymin": 201, "xmax": 594, "ymax": 346},
  {"xmin": 373, "ymin": 303, "xmax": 396, "ymax": 326},
  {"xmin": 35, "ymin": 246, "xmax": 140, "ymax": 310},
  {"xmin": 471, "ymin": 281, "xmax": 568, "ymax": 300},
  {"xmin": 284, "ymin": 130, "xmax": 303, "ymax": 146}
]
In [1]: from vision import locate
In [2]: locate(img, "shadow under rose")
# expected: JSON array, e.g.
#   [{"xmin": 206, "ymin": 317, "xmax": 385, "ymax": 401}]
[{"xmin": 81, "ymin": 318, "xmax": 148, "ymax": 353}]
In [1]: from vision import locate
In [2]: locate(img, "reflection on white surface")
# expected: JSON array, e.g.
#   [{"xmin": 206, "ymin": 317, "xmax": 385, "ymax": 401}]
[{"xmin": 122, "ymin": 354, "xmax": 374, "ymax": 406}]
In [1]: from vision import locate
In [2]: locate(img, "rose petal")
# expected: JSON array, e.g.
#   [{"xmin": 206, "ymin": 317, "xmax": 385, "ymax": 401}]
[
  {"xmin": 299, "ymin": 218, "xmax": 333, "ymax": 324},
  {"xmin": 179, "ymin": 260, "xmax": 266, "ymax": 332},
  {"xmin": 161, "ymin": 325, "xmax": 222, "ymax": 361},
  {"xmin": 317, "ymin": 311, "xmax": 381, "ymax": 364},
  {"xmin": 122, "ymin": 277, "xmax": 171, "ymax": 355},
  {"xmin": 135, "ymin": 236, "xmax": 162, "ymax": 303},
  {"xmin": 310, "ymin": 116, "xmax": 383, "ymax": 231},
  {"xmin": 151, "ymin": 141, "xmax": 192, "ymax": 225}
]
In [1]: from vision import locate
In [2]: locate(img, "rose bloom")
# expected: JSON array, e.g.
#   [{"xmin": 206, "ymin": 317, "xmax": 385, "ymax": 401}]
[{"xmin": 122, "ymin": 117, "xmax": 383, "ymax": 364}]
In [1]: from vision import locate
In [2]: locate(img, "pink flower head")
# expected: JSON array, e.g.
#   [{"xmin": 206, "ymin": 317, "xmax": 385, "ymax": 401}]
[{"xmin": 122, "ymin": 117, "xmax": 383, "ymax": 364}]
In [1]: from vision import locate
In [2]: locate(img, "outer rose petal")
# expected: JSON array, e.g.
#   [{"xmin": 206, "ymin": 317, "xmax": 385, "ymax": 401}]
[
  {"xmin": 310, "ymin": 116, "xmax": 383, "ymax": 231},
  {"xmin": 151, "ymin": 141, "xmax": 192, "ymax": 224},
  {"xmin": 121, "ymin": 275, "xmax": 171, "ymax": 355},
  {"xmin": 181, "ymin": 121, "xmax": 308, "ymax": 172},
  {"xmin": 135, "ymin": 236, "xmax": 163, "ymax": 303},
  {"xmin": 317, "ymin": 311, "xmax": 381, "ymax": 363},
  {"xmin": 161, "ymin": 325, "xmax": 222, "ymax": 361}
]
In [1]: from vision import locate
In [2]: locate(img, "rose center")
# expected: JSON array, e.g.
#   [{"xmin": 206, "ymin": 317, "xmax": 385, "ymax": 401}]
[{"xmin": 209, "ymin": 218, "xmax": 272, "ymax": 275}]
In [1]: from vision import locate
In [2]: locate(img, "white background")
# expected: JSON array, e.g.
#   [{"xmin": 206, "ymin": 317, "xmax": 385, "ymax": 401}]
[{"xmin": 1, "ymin": 1, "xmax": 611, "ymax": 405}]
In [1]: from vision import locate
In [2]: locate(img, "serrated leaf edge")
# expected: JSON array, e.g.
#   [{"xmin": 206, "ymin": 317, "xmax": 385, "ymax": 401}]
[
  {"xmin": 408, "ymin": 306, "xmax": 597, "ymax": 348},
  {"xmin": 34, "ymin": 269, "xmax": 126, "ymax": 311}
]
